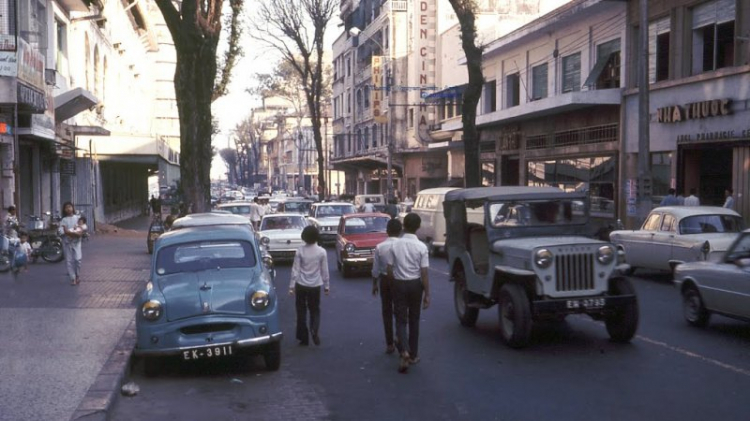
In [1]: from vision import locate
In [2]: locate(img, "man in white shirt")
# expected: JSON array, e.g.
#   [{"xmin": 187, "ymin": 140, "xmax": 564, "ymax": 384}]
[
  {"xmin": 249, "ymin": 197, "xmax": 262, "ymax": 230},
  {"xmin": 684, "ymin": 188, "xmax": 700, "ymax": 206},
  {"xmin": 372, "ymin": 219, "xmax": 402, "ymax": 354},
  {"xmin": 388, "ymin": 213, "xmax": 430, "ymax": 373},
  {"xmin": 723, "ymin": 188, "xmax": 735, "ymax": 210},
  {"xmin": 362, "ymin": 200, "xmax": 375, "ymax": 213}
]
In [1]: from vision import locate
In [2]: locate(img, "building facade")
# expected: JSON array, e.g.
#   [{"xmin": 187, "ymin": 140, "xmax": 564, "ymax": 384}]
[{"xmin": 622, "ymin": 0, "xmax": 750, "ymax": 226}]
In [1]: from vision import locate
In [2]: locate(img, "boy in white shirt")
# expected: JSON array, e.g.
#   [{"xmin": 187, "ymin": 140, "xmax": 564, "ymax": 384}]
[{"xmin": 16, "ymin": 232, "xmax": 32, "ymax": 272}]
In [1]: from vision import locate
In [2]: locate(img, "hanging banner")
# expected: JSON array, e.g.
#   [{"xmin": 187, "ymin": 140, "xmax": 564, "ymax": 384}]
[
  {"xmin": 371, "ymin": 56, "xmax": 387, "ymax": 123},
  {"xmin": 17, "ymin": 38, "xmax": 45, "ymax": 91}
]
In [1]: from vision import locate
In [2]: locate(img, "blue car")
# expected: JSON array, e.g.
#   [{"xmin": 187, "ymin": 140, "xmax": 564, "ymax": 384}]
[{"xmin": 134, "ymin": 224, "xmax": 282, "ymax": 374}]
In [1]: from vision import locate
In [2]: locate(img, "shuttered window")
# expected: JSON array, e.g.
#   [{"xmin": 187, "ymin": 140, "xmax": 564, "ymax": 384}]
[
  {"xmin": 531, "ymin": 63, "xmax": 548, "ymax": 100},
  {"xmin": 691, "ymin": 0, "xmax": 736, "ymax": 74},
  {"xmin": 562, "ymin": 53, "xmax": 581, "ymax": 93}
]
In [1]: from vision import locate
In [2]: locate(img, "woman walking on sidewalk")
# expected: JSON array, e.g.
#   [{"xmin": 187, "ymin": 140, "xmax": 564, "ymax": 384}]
[
  {"xmin": 289, "ymin": 226, "xmax": 330, "ymax": 346},
  {"xmin": 60, "ymin": 202, "xmax": 85, "ymax": 285}
]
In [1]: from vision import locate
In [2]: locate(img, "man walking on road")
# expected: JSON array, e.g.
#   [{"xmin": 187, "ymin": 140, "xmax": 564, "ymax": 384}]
[
  {"xmin": 372, "ymin": 218, "xmax": 402, "ymax": 354},
  {"xmin": 723, "ymin": 188, "xmax": 735, "ymax": 210},
  {"xmin": 388, "ymin": 213, "xmax": 430, "ymax": 373},
  {"xmin": 684, "ymin": 188, "xmax": 700, "ymax": 206}
]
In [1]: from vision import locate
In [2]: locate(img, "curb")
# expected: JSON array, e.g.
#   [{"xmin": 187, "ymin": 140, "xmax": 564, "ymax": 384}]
[{"xmin": 70, "ymin": 317, "xmax": 137, "ymax": 421}]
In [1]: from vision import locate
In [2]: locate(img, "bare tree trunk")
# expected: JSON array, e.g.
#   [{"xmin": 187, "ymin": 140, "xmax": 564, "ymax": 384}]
[
  {"xmin": 174, "ymin": 46, "xmax": 216, "ymax": 212},
  {"xmin": 449, "ymin": 0, "xmax": 483, "ymax": 188}
]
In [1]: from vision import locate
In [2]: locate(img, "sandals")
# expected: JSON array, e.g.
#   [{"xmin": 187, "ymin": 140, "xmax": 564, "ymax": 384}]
[{"xmin": 71, "ymin": 277, "xmax": 80, "ymax": 286}]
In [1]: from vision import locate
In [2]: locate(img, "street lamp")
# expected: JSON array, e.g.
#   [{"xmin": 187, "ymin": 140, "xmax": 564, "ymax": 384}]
[{"xmin": 348, "ymin": 26, "xmax": 394, "ymax": 201}]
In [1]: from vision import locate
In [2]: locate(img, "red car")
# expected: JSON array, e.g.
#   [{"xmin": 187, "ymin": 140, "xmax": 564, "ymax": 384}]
[{"xmin": 335, "ymin": 213, "xmax": 391, "ymax": 278}]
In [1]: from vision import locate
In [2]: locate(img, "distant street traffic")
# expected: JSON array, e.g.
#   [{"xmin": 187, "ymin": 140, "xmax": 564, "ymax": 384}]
[{"xmin": 112, "ymin": 247, "xmax": 750, "ymax": 421}]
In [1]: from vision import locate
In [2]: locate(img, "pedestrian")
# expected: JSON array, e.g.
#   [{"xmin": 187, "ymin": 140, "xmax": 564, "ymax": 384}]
[
  {"xmin": 384, "ymin": 197, "xmax": 399, "ymax": 219},
  {"xmin": 289, "ymin": 225, "xmax": 330, "ymax": 346},
  {"xmin": 660, "ymin": 188, "xmax": 680, "ymax": 206},
  {"xmin": 387, "ymin": 213, "xmax": 430, "ymax": 373},
  {"xmin": 250, "ymin": 197, "xmax": 262, "ymax": 230},
  {"xmin": 372, "ymin": 218, "xmax": 402, "ymax": 354},
  {"xmin": 684, "ymin": 188, "xmax": 700, "ymax": 206},
  {"xmin": 723, "ymin": 188, "xmax": 735, "ymax": 210},
  {"xmin": 5, "ymin": 205, "xmax": 18, "ymax": 235},
  {"xmin": 149, "ymin": 195, "xmax": 161, "ymax": 216},
  {"xmin": 362, "ymin": 199, "xmax": 375, "ymax": 213},
  {"xmin": 60, "ymin": 202, "xmax": 84, "ymax": 285},
  {"xmin": 15, "ymin": 231, "xmax": 31, "ymax": 272},
  {"xmin": 262, "ymin": 197, "xmax": 272, "ymax": 216}
]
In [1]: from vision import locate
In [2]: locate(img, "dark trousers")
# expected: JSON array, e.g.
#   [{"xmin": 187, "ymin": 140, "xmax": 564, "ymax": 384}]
[
  {"xmin": 379, "ymin": 276, "xmax": 396, "ymax": 346},
  {"xmin": 295, "ymin": 284, "xmax": 321, "ymax": 344},
  {"xmin": 394, "ymin": 279, "xmax": 423, "ymax": 358}
]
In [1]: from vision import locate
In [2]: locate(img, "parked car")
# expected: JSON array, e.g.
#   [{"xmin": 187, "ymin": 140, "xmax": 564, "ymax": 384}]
[
  {"xmin": 216, "ymin": 201, "xmax": 255, "ymax": 222},
  {"xmin": 335, "ymin": 213, "xmax": 390, "ymax": 277},
  {"xmin": 610, "ymin": 206, "xmax": 744, "ymax": 275},
  {"xmin": 307, "ymin": 202, "xmax": 357, "ymax": 245},
  {"xmin": 257, "ymin": 213, "xmax": 308, "ymax": 262},
  {"xmin": 134, "ymin": 223, "xmax": 281, "ymax": 375},
  {"xmin": 445, "ymin": 186, "xmax": 638, "ymax": 348},
  {"xmin": 276, "ymin": 198, "xmax": 313, "ymax": 215},
  {"xmin": 674, "ymin": 229, "xmax": 750, "ymax": 327}
]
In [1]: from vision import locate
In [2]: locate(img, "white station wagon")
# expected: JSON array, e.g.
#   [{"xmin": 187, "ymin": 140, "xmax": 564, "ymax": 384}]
[{"xmin": 609, "ymin": 206, "xmax": 744, "ymax": 275}]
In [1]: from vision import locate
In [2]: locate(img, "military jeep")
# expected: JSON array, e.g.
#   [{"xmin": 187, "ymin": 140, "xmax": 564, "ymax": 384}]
[{"xmin": 444, "ymin": 187, "xmax": 638, "ymax": 348}]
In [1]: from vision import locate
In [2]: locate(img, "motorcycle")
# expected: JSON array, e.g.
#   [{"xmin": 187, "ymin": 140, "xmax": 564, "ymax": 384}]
[{"xmin": 26, "ymin": 212, "xmax": 65, "ymax": 264}]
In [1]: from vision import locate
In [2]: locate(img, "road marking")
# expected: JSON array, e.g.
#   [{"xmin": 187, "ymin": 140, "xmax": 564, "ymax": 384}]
[
  {"xmin": 635, "ymin": 335, "xmax": 750, "ymax": 377},
  {"xmin": 429, "ymin": 267, "xmax": 449, "ymax": 277},
  {"xmin": 579, "ymin": 317, "xmax": 750, "ymax": 378}
]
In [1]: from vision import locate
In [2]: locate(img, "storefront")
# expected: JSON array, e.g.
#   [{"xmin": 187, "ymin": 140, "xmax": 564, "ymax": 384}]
[
  {"xmin": 481, "ymin": 105, "xmax": 621, "ymax": 225},
  {"xmin": 622, "ymin": 70, "xmax": 750, "ymax": 224}
]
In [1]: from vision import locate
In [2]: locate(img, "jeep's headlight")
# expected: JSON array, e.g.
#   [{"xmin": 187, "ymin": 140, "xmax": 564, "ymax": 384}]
[
  {"xmin": 345, "ymin": 243, "xmax": 355, "ymax": 254},
  {"xmin": 597, "ymin": 245, "xmax": 615, "ymax": 264},
  {"xmin": 142, "ymin": 300, "xmax": 163, "ymax": 321},
  {"xmin": 534, "ymin": 249, "xmax": 553, "ymax": 269},
  {"xmin": 251, "ymin": 290, "xmax": 269, "ymax": 310},
  {"xmin": 260, "ymin": 236, "xmax": 270, "ymax": 246}
]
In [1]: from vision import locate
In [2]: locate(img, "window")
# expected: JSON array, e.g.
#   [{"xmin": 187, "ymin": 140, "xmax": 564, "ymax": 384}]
[
  {"xmin": 643, "ymin": 214, "xmax": 662, "ymax": 231},
  {"xmin": 364, "ymin": 127, "xmax": 369, "ymax": 149},
  {"xmin": 531, "ymin": 63, "xmax": 548, "ymax": 100},
  {"xmin": 347, "ymin": 56, "xmax": 351, "ymax": 76},
  {"xmin": 661, "ymin": 214, "xmax": 676, "ymax": 232},
  {"xmin": 481, "ymin": 161, "xmax": 495, "ymax": 187},
  {"xmin": 505, "ymin": 73, "xmax": 519, "ymax": 108},
  {"xmin": 691, "ymin": 0, "xmax": 736, "ymax": 74},
  {"xmin": 409, "ymin": 108, "xmax": 414, "ymax": 128},
  {"xmin": 364, "ymin": 85, "xmax": 370, "ymax": 109},
  {"xmin": 561, "ymin": 52, "xmax": 581, "ymax": 93},
  {"xmin": 372, "ymin": 125, "xmax": 378, "ymax": 147},
  {"xmin": 649, "ymin": 17, "xmax": 670, "ymax": 83},
  {"xmin": 347, "ymin": 91, "xmax": 351, "ymax": 113},
  {"xmin": 55, "ymin": 19, "xmax": 67, "ymax": 71},
  {"xmin": 85, "ymin": 34, "xmax": 90, "ymax": 91},
  {"xmin": 483, "ymin": 80, "xmax": 496, "ymax": 113},
  {"xmin": 93, "ymin": 46, "xmax": 100, "ymax": 98},
  {"xmin": 585, "ymin": 39, "xmax": 621, "ymax": 90}
]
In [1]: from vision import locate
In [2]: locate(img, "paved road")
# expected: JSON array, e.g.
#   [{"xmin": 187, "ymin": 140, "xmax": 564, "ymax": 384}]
[
  {"xmin": 0, "ymin": 223, "xmax": 150, "ymax": 421},
  {"xmin": 112, "ymin": 249, "xmax": 750, "ymax": 421}
]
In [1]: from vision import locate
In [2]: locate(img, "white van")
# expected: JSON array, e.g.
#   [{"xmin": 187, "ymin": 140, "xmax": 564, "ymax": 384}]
[
  {"xmin": 412, "ymin": 187, "xmax": 483, "ymax": 255},
  {"xmin": 354, "ymin": 194, "xmax": 386, "ymax": 212}
]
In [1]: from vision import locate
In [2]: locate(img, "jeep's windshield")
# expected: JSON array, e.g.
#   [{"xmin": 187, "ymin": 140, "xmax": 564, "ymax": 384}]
[{"xmin": 489, "ymin": 199, "xmax": 587, "ymax": 228}]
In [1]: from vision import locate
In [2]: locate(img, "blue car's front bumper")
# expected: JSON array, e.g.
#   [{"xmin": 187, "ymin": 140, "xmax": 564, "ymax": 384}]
[{"xmin": 135, "ymin": 314, "xmax": 282, "ymax": 356}]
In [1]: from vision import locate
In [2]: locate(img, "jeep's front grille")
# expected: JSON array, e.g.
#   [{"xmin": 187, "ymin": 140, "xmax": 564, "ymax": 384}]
[{"xmin": 555, "ymin": 253, "xmax": 594, "ymax": 291}]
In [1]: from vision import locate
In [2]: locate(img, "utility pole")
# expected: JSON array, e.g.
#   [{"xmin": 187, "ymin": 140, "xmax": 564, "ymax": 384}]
[{"xmin": 637, "ymin": 0, "xmax": 652, "ymax": 222}]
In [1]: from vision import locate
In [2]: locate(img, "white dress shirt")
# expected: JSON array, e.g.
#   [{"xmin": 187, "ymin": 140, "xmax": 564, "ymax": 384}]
[
  {"xmin": 389, "ymin": 233, "xmax": 429, "ymax": 281},
  {"xmin": 372, "ymin": 237, "xmax": 398, "ymax": 278},
  {"xmin": 684, "ymin": 195, "xmax": 700, "ymax": 206},
  {"xmin": 290, "ymin": 243, "xmax": 330, "ymax": 289},
  {"xmin": 249, "ymin": 203, "xmax": 262, "ymax": 222}
]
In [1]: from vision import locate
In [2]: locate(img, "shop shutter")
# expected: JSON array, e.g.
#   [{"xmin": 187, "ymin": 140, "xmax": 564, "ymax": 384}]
[{"xmin": 649, "ymin": 18, "xmax": 670, "ymax": 83}]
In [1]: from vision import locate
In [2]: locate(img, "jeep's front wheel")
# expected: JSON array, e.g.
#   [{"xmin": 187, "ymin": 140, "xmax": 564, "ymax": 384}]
[
  {"xmin": 498, "ymin": 284, "xmax": 532, "ymax": 348},
  {"xmin": 605, "ymin": 277, "xmax": 639, "ymax": 343},
  {"xmin": 454, "ymin": 267, "xmax": 479, "ymax": 327}
]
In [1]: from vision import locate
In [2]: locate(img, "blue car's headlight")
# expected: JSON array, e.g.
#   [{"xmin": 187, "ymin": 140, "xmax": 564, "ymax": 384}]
[
  {"xmin": 142, "ymin": 300, "xmax": 163, "ymax": 321},
  {"xmin": 250, "ymin": 291, "xmax": 269, "ymax": 310}
]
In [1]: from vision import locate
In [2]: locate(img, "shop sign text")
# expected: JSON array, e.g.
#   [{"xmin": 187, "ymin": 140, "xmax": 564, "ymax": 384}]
[
  {"xmin": 677, "ymin": 128, "xmax": 750, "ymax": 144},
  {"xmin": 657, "ymin": 99, "xmax": 731, "ymax": 123}
]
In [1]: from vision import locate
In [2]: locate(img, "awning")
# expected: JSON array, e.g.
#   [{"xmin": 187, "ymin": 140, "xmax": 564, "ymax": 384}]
[
  {"xmin": 583, "ymin": 52, "xmax": 614, "ymax": 88},
  {"xmin": 423, "ymin": 84, "xmax": 468, "ymax": 102},
  {"xmin": 55, "ymin": 87, "xmax": 99, "ymax": 122}
]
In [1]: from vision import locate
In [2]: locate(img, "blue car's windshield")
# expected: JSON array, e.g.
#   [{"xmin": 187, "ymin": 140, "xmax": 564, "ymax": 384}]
[{"xmin": 155, "ymin": 240, "xmax": 257, "ymax": 275}]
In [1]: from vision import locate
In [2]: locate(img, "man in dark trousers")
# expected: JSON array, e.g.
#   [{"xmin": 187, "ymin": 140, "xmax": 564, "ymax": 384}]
[
  {"xmin": 372, "ymin": 218, "xmax": 402, "ymax": 354},
  {"xmin": 149, "ymin": 195, "xmax": 161, "ymax": 216},
  {"xmin": 388, "ymin": 213, "xmax": 430, "ymax": 373}
]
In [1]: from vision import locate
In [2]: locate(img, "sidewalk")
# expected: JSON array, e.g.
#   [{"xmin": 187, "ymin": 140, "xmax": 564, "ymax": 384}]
[{"xmin": 0, "ymin": 218, "xmax": 151, "ymax": 421}]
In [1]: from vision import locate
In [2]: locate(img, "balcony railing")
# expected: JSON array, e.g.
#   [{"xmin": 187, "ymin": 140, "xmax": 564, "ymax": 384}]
[{"xmin": 526, "ymin": 123, "xmax": 618, "ymax": 150}]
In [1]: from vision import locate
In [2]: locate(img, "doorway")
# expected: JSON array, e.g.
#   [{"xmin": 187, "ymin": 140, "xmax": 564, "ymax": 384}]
[
  {"xmin": 680, "ymin": 146, "xmax": 732, "ymax": 206},
  {"xmin": 501, "ymin": 156, "xmax": 519, "ymax": 186}
]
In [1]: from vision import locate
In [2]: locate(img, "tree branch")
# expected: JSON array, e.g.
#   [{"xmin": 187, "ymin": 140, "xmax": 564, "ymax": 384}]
[{"xmin": 213, "ymin": 0, "xmax": 243, "ymax": 102}]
